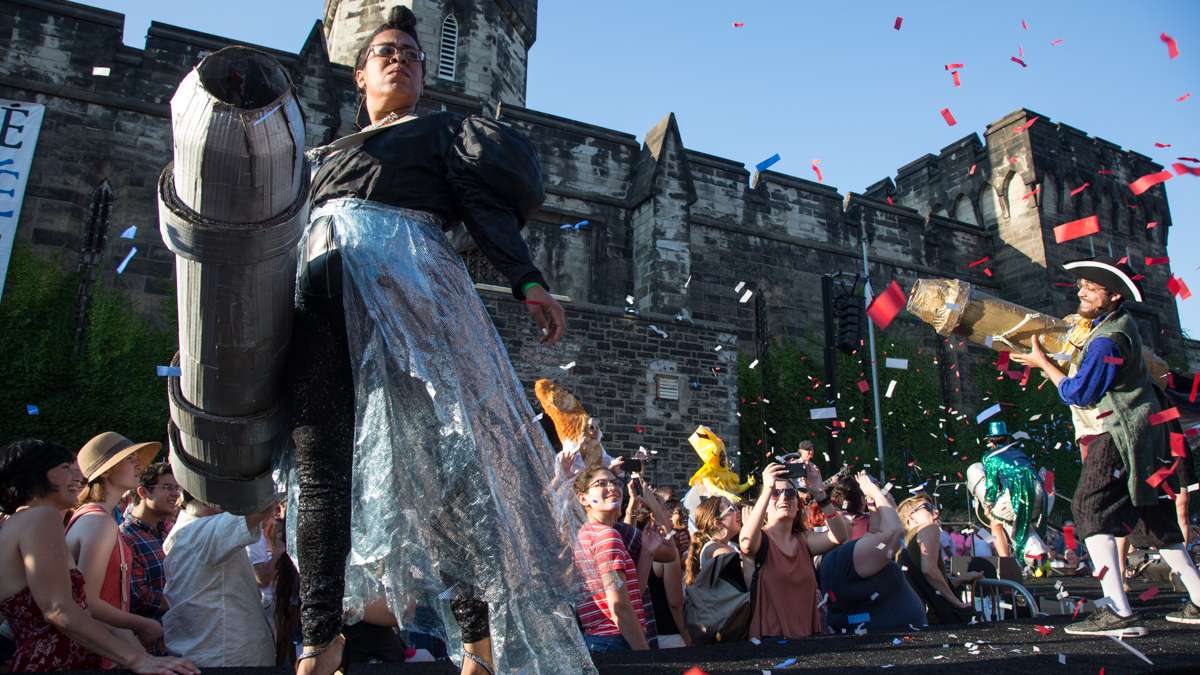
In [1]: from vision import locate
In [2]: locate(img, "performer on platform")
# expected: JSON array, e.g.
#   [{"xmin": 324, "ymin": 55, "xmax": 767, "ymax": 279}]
[
  {"xmin": 286, "ymin": 7, "xmax": 591, "ymax": 674},
  {"xmin": 965, "ymin": 421, "xmax": 1049, "ymax": 565},
  {"xmin": 1011, "ymin": 257, "xmax": 1200, "ymax": 636}
]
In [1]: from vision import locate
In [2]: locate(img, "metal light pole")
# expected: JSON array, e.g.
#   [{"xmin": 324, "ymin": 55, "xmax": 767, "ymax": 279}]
[{"xmin": 860, "ymin": 233, "xmax": 887, "ymax": 480}]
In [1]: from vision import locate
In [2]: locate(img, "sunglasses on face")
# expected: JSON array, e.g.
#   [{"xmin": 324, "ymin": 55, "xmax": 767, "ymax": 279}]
[
  {"xmin": 771, "ymin": 488, "xmax": 799, "ymax": 500},
  {"xmin": 720, "ymin": 504, "xmax": 739, "ymax": 518},
  {"xmin": 916, "ymin": 502, "xmax": 939, "ymax": 516}
]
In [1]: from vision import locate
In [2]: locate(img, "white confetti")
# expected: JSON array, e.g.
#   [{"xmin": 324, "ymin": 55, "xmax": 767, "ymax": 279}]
[
  {"xmin": 976, "ymin": 403, "xmax": 1002, "ymax": 424},
  {"xmin": 882, "ymin": 482, "xmax": 893, "ymax": 494},
  {"xmin": 714, "ymin": 345, "xmax": 723, "ymax": 351},
  {"xmin": 871, "ymin": 592, "xmax": 880, "ymax": 601},
  {"xmin": 1057, "ymin": 654, "xmax": 1066, "ymax": 665},
  {"xmin": 885, "ymin": 379, "xmax": 897, "ymax": 398},
  {"xmin": 735, "ymin": 281, "xmax": 746, "ymax": 293},
  {"xmin": 1028, "ymin": 413, "xmax": 1043, "ymax": 421},
  {"xmin": 749, "ymin": 359, "xmax": 760, "ymax": 369},
  {"xmin": 648, "ymin": 325, "xmax": 668, "ymax": 338},
  {"xmin": 739, "ymin": 289, "xmax": 754, "ymax": 303},
  {"xmin": 92, "ymin": 66, "xmax": 111, "ymax": 76},
  {"xmin": 625, "ymin": 295, "xmax": 635, "ymax": 304},
  {"xmin": 885, "ymin": 357, "xmax": 909, "ymax": 369},
  {"xmin": 120, "ymin": 225, "xmax": 137, "ymax": 239},
  {"xmin": 559, "ymin": 361, "xmax": 576, "ymax": 370},
  {"xmin": 1108, "ymin": 636, "xmax": 1154, "ymax": 665},
  {"xmin": 531, "ymin": 412, "xmax": 544, "ymax": 422},
  {"xmin": 810, "ymin": 406, "xmax": 838, "ymax": 420},
  {"xmin": 750, "ymin": 637, "xmax": 762, "ymax": 645},
  {"xmin": 854, "ymin": 623, "xmax": 868, "ymax": 636}
]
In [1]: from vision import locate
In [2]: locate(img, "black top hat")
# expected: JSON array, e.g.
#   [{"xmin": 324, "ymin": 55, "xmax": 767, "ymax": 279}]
[{"xmin": 1062, "ymin": 256, "xmax": 1143, "ymax": 303}]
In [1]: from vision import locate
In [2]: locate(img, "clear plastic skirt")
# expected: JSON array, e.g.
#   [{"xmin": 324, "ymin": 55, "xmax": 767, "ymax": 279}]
[{"xmin": 280, "ymin": 198, "xmax": 594, "ymax": 673}]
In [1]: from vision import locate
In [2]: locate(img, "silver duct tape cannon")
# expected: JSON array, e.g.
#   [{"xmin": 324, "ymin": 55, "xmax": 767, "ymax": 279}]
[
  {"xmin": 158, "ymin": 47, "xmax": 309, "ymax": 514},
  {"xmin": 907, "ymin": 278, "xmax": 1168, "ymax": 386}
]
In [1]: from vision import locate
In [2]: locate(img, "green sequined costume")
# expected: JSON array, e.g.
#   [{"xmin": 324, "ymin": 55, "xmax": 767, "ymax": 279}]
[{"xmin": 982, "ymin": 442, "xmax": 1045, "ymax": 560}]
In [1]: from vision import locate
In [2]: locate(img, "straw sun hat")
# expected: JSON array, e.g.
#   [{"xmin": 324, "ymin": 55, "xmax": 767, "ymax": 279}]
[{"xmin": 77, "ymin": 432, "xmax": 161, "ymax": 482}]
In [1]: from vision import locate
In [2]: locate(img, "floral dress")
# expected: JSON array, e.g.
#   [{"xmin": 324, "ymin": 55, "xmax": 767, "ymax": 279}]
[{"xmin": 0, "ymin": 569, "xmax": 102, "ymax": 672}]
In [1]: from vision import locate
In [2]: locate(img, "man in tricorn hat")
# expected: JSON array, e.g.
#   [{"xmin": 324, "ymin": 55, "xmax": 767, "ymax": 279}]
[
  {"xmin": 1012, "ymin": 256, "xmax": 1200, "ymax": 635},
  {"xmin": 965, "ymin": 421, "xmax": 1048, "ymax": 566}
]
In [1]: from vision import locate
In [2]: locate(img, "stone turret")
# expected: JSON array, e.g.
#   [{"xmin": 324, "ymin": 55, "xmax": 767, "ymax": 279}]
[{"xmin": 323, "ymin": 0, "xmax": 536, "ymax": 107}]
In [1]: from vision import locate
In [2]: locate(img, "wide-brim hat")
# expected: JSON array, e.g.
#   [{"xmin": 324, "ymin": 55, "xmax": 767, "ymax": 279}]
[
  {"xmin": 1062, "ymin": 257, "xmax": 1144, "ymax": 303},
  {"xmin": 78, "ymin": 432, "xmax": 161, "ymax": 483}
]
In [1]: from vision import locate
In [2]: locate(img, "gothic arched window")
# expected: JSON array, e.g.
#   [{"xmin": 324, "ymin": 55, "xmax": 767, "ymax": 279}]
[{"xmin": 437, "ymin": 14, "xmax": 459, "ymax": 81}]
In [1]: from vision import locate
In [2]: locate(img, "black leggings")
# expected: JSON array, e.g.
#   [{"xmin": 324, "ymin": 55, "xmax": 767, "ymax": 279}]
[{"xmin": 286, "ymin": 294, "xmax": 490, "ymax": 647}]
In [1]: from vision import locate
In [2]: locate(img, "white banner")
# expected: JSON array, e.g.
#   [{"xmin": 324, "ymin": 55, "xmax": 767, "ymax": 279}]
[{"xmin": 0, "ymin": 99, "xmax": 46, "ymax": 303}]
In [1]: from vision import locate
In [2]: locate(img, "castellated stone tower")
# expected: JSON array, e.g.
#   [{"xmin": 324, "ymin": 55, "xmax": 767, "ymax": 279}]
[{"xmin": 323, "ymin": 0, "xmax": 536, "ymax": 107}]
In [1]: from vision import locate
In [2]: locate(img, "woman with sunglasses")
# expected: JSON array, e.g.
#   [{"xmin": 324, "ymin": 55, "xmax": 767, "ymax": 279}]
[
  {"xmin": 289, "ymin": 6, "xmax": 586, "ymax": 675},
  {"xmin": 739, "ymin": 462, "xmax": 850, "ymax": 639},
  {"xmin": 897, "ymin": 495, "xmax": 982, "ymax": 624}
]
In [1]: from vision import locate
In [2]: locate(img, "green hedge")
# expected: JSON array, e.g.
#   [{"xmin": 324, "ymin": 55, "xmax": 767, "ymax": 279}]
[{"xmin": 0, "ymin": 242, "xmax": 176, "ymax": 451}]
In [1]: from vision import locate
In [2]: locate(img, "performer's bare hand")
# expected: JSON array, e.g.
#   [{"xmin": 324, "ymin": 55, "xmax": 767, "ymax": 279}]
[
  {"xmin": 1010, "ymin": 335, "xmax": 1050, "ymax": 370},
  {"xmin": 524, "ymin": 285, "xmax": 566, "ymax": 345}
]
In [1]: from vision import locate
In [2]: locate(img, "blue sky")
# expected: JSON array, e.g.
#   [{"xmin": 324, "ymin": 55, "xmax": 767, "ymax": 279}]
[{"xmin": 94, "ymin": 1, "xmax": 1200, "ymax": 342}]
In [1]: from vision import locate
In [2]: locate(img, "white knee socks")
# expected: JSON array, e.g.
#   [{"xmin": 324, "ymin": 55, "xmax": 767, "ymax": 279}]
[
  {"xmin": 1085, "ymin": 533, "xmax": 1133, "ymax": 616},
  {"xmin": 1159, "ymin": 544, "xmax": 1200, "ymax": 607}
]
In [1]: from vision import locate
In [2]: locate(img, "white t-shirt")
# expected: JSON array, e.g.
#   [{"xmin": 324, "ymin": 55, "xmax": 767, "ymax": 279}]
[{"xmin": 163, "ymin": 511, "xmax": 274, "ymax": 667}]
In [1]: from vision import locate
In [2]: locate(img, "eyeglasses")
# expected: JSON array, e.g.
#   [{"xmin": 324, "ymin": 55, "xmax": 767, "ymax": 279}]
[
  {"xmin": 588, "ymin": 478, "xmax": 620, "ymax": 491},
  {"xmin": 151, "ymin": 483, "xmax": 182, "ymax": 494},
  {"xmin": 771, "ymin": 488, "xmax": 799, "ymax": 500},
  {"xmin": 367, "ymin": 44, "xmax": 426, "ymax": 63}
]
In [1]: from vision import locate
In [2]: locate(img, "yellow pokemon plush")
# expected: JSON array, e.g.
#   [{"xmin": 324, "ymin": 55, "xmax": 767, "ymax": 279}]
[
  {"xmin": 688, "ymin": 426, "xmax": 754, "ymax": 500},
  {"xmin": 534, "ymin": 378, "xmax": 604, "ymax": 468}
]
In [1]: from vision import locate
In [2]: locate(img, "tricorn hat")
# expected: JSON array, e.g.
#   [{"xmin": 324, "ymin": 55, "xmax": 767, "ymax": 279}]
[
  {"xmin": 78, "ymin": 432, "xmax": 160, "ymax": 483},
  {"xmin": 1062, "ymin": 256, "xmax": 1143, "ymax": 303}
]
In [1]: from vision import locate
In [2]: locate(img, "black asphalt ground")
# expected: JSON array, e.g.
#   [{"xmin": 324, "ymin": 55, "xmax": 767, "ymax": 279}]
[{"xmin": 58, "ymin": 577, "xmax": 1200, "ymax": 674}]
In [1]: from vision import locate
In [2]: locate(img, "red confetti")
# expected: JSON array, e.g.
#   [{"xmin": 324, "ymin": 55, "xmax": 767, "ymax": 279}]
[
  {"xmin": 1139, "ymin": 586, "xmax": 1160, "ymax": 602},
  {"xmin": 1063, "ymin": 524, "xmax": 1077, "ymax": 550},
  {"xmin": 1015, "ymin": 116, "xmax": 1039, "ymax": 133},
  {"xmin": 1103, "ymin": 356, "xmax": 1124, "ymax": 365},
  {"xmin": 996, "ymin": 352, "xmax": 1011, "ymax": 371},
  {"xmin": 952, "ymin": 70, "xmax": 961, "ymax": 87},
  {"xmin": 1043, "ymin": 470, "xmax": 1055, "ymax": 495},
  {"xmin": 894, "ymin": 16, "xmax": 903, "ymax": 30},
  {"xmin": 812, "ymin": 159, "xmax": 823, "ymax": 183},
  {"xmin": 1019, "ymin": 365, "xmax": 1031, "ymax": 386},
  {"xmin": 983, "ymin": 267, "xmax": 993, "ymax": 277},
  {"xmin": 1172, "ymin": 433, "xmax": 1188, "ymax": 458},
  {"xmin": 945, "ymin": 63, "xmax": 964, "ymax": 70},
  {"xmin": 1146, "ymin": 221, "xmax": 1158, "ymax": 229},
  {"xmin": 866, "ymin": 280, "xmax": 906, "ymax": 330},
  {"xmin": 1149, "ymin": 407, "xmax": 1180, "ymax": 426},
  {"xmin": 968, "ymin": 256, "xmax": 990, "ymax": 268},
  {"xmin": 1095, "ymin": 564, "xmax": 1108, "ymax": 580},
  {"xmin": 1179, "ymin": 93, "xmax": 1192, "ymax": 103},
  {"xmin": 1011, "ymin": 56, "xmax": 1027, "ymax": 67},
  {"xmin": 1168, "ymin": 276, "xmax": 1192, "ymax": 300},
  {"xmin": 1145, "ymin": 256, "xmax": 1169, "ymax": 265},
  {"xmin": 635, "ymin": 424, "xmax": 644, "ymax": 433},
  {"xmin": 732, "ymin": 22, "xmax": 744, "ymax": 28},
  {"xmin": 1117, "ymin": 255, "xmax": 1129, "ymax": 264},
  {"xmin": 1070, "ymin": 182, "xmax": 1090, "ymax": 196},
  {"xmin": 1008, "ymin": 156, "xmax": 1019, "ymax": 165},
  {"xmin": 1161, "ymin": 32, "xmax": 1179, "ymax": 59},
  {"xmin": 684, "ymin": 668, "xmax": 708, "ymax": 675},
  {"xmin": 1155, "ymin": 142, "xmax": 1173, "ymax": 148},
  {"xmin": 969, "ymin": 163, "xmax": 977, "ymax": 176},
  {"xmin": 886, "ymin": 195, "xmax": 894, "ymax": 205},
  {"xmin": 1053, "ymin": 215, "xmax": 1100, "ymax": 243},
  {"xmin": 1172, "ymin": 162, "xmax": 1200, "ymax": 176},
  {"xmin": 1022, "ymin": 186, "xmax": 1040, "ymax": 200},
  {"xmin": 857, "ymin": 380, "xmax": 870, "ymax": 394},
  {"xmin": 1034, "ymin": 624, "xmax": 1052, "ymax": 635},
  {"xmin": 1129, "ymin": 170, "xmax": 1173, "ymax": 195},
  {"xmin": 1131, "ymin": 273, "xmax": 1145, "ymax": 282},
  {"xmin": 940, "ymin": 107, "xmax": 957, "ymax": 126},
  {"xmin": 1018, "ymin": 45, "xmax": 1025, "ymax": 59},
  {"xmin": 1051, "ymin": 38, "xmax": 1064, "ymax": 47},
  {"xmin": 1190, "ymin": 373, "xmax": 1199, "ymax": 403}
]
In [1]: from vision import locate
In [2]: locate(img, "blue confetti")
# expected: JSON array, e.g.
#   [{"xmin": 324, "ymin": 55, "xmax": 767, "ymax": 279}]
[
  {"xmin": 560, "ymin": 219, "xmax": 589, "ymax": 231},
  {"xmin": 120, "ymin": 225, "xmax": 137, "ymax": 239},
  {"xmin": 116, "ymin": 246, "xmax": 138, "ymax": 274},
  {"xmin": 847, "ymin": 612, "xmax": 871, "ymax": 624},
  {"xmin": 156, "ymin": 365, "xmax": 182, "ymax": 377},
  {"xmin": 253, "ymin": 103, "xmax": 283, "ymax": 126},
  {"xmin": 26, "ymin": 404, "xmax": 39, "ymax": 415},
  {"xmin": 755, "ymin": 153, "xmax": 781, "ymax": 172}
]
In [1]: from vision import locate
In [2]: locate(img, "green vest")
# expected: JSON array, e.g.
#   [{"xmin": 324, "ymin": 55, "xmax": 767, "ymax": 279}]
[{"xmin": 1070, "ymin": 308, "xmax": 1170, "ymax": 507}]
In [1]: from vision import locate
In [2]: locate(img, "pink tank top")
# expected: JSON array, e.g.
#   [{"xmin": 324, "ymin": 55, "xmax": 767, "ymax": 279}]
[{"xmin": 66, "ymin": 503, "xmax": 131, "ymax": 613}]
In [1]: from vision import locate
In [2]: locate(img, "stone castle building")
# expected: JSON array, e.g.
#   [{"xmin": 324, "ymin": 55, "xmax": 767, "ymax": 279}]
[{"xmin": 1, "ymin": 0, "xmax": 1187, "ymax": 487}]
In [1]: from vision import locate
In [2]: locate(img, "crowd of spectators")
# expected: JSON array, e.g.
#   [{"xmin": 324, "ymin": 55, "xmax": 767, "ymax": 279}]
[{"xmin": 2, "ymin": 432, "xmax": 1195, "ymax": 671}]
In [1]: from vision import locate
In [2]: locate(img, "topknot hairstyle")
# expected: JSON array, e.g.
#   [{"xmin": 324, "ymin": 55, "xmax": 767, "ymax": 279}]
[
  {"xmin": 0, "ymin": 438, "xmax": 76, "ymax": 514},
  {"xmin": 353, "ymin": 6, "xmax": 425, "ymax": 82}
]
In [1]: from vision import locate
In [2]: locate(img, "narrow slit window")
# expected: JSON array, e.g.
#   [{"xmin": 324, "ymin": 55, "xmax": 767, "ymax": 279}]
[{"xmin": 438, "ymin": 14, "xmax": 459, "ymax": 81}]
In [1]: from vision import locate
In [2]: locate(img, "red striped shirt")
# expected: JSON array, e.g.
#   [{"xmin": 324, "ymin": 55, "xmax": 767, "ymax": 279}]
[{"xmin": 573, "ymin": 522, "xmax": 647, "ymax": 637}]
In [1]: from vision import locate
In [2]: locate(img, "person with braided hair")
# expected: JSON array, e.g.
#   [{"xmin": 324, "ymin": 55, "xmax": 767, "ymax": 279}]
[
  {"xmin": 681, "ymin": 497, "xmax": 752, "ymax": 644},
  {"xmin": 287, "ymin": 6, "xmax": 588, "ymax": 674}
]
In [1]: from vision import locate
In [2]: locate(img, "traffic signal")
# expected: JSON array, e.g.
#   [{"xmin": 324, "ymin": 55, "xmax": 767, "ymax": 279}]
[{"xmin": 834, "ymin": 293, "xmax": 863, "ymax": 354}]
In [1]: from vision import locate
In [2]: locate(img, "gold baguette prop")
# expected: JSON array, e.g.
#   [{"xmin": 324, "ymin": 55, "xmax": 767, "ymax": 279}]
[{"xmin": 906, "ymin": 278, "xmax": 1168, "ymax": 386}]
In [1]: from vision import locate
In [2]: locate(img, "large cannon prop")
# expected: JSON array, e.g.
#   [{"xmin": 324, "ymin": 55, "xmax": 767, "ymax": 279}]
[
  {"xmin": 906, "ymin": 278, "xmax": 1169, "ymax": 386},
  {"xmin": 158, "ymin": 47, "xmax": 308, "ymax": 514}
]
